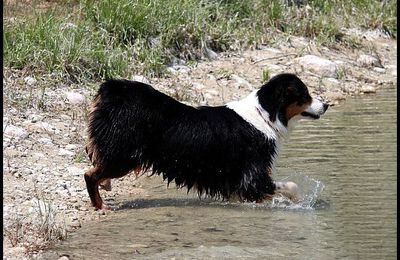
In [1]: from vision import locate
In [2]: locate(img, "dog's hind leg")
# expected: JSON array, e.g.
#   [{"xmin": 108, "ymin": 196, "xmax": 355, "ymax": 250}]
[{"xmin": 84, "ymin": 167, "xmax": 109, "ymax": 210}]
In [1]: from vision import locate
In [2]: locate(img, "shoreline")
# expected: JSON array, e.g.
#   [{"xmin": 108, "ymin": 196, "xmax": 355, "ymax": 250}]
[{"xmin": 3, "ymin": 32, "xmax": 397, "ymax": 259}]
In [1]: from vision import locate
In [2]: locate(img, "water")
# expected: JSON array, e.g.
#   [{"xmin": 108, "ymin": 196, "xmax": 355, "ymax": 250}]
[{"xmin": 43, "ymin": 87, "xmax": 396, "ymax": 260}]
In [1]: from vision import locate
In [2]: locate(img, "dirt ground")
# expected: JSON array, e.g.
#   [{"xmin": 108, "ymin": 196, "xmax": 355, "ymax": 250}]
[{"xmin": 3, "ymin": 30, "xmax": 397, "ymax": 259}]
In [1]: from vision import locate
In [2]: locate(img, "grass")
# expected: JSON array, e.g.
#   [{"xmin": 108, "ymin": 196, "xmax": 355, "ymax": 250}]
[
  {"xmin": 4, "ymin": 192, "xmax": 68, "ymax": 255},
  {"xmin": 4, "ymin": 0, "xmax": 397, "ymax": 82}
]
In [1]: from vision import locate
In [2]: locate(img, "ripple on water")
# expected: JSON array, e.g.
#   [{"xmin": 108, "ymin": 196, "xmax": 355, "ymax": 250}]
[{"xmin": 43, "ymin": 87, "xmax": 396, "ymax": 260}]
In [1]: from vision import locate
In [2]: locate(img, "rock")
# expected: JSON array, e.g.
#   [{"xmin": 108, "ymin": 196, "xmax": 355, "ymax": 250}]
[
  {"xmin": 40, "ymin": 122, "xmax": 58, "ymax": 133},
  {"xmin": 38, "ymin": 138, "xmax": 53, "ymax": 145},
  {"xmin": 24, "ymin": 76, "xmax": 37, "ymax": 86},
  {"xmin": 203, "ymin": 93, "xmax": 214, "ymax": 100},
  {"xmin": 205, "ymin": 89, "xmax": 219, "ymax": 96},
  {"xmin": 28, "ymin": 114, "xmax": 43, "ymax": 123},
  {"xmin": 357, "ymin": 54, "xmax": 382, "ymax": 68},
  {"xmin": 296, "ymin": 55, "xmax": 338, "ymax": 78},
  {"xmin": 67, "ymin": 166, "xmax": 82, "ymax": 176},
  {"xmin": 322, "ymin": 77, "xmax": 341, "ymax": 90},
  {"xmin": 167, "ymin": 65, "xmax": 190, "ymax": 75},
  {"xmin": 373, "ymin": 67, "xmax": 386, "ymax": 73},
  {"xmin": 131, "ymin": 75, "xmax": 150, "ymax": 84},
  {"xmin": 65, "ymin": 144, "xmax": 77, "ymax": 150},
  {"xmin": 231, "ymin": 74, "xmax": 252, "ymax": 89},
  {"xmin": 66, "ymin": 92, "xmax": 86, "ymax": 105},
  {"xmin": 23, "ymin": 169, "xmax": 33, "ymax": 175},
  {"xmin": 204, "ymin": 47, "xmax": 218, "ymax": 60},
  {"xmin": 58, "ymin": 149, "xmax": 74, "ymax": 156},
  {"xmin": 288, "ymin": 37, "xmax": 308, "ymax": 48},
  {"xmin": 264, "ymin": 47, "xmax": 282, "ymax": 54},
  {"xmin": 192, "ymin": 83, "xmax": 207, "ymax": 91},
  {"xmin": 58, "ymin": 256, "xmax": 70, "ymax": 260},
  {"xmin": 361, "ymin": 85, "xmax": 376, "ymax": 94},
  {"xmin": 3, "ymin": 125, "xmax": 29, "ymax": 138}
]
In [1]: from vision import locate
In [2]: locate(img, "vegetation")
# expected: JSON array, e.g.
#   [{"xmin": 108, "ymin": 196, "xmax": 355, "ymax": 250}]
[{"xmin": 4, "ymin": 0, "xmax": 397, "ymax": 82}]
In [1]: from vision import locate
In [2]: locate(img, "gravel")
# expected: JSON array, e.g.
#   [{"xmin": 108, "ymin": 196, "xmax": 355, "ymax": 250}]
[{"xmin": 3, "ymin": 31, "xmax": 397, "ymax": 259}]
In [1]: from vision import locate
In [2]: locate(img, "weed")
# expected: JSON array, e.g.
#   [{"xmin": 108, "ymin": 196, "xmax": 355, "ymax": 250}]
[
  {"xmin": 74, "ymin": 150, "xmax": 87, "ymax": 163},
  {"xmin": 262, "ymin": 68, "xmax": 270, "ymax": 83},
  {"xmin": 4, "ymin": 189, "xmax": 68, "ymax": 255},
  {"xmin": 216, "ymin": 68, "xmax": 233, "ymax": 80},
  {"xmin": 337, "ymin": 67, "xmax": 348, "ymax": 80}
]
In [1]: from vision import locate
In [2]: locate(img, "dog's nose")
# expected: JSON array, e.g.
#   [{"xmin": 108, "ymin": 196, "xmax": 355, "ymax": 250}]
[{"xmin": 323, "ymin": 103, "xmax": 329, "ymax": 112}]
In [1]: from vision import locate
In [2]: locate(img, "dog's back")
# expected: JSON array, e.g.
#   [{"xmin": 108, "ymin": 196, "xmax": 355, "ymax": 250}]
[{"xmin": 86, "ymin": 79, "xmax": 188, "ymax": 171}]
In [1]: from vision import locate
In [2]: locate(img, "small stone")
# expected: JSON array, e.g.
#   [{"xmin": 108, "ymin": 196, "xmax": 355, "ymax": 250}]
[
  {"xmin": 59, "ymin": 149, "xmax": 74, "ymax": 156},
  {"xmin": 66, "ymin": 92, "xmax": 86, "ymax": 105},
  {"xmin": 207, "ymin": 74, "xmax": 217, "ymax": 81},
  {"xmin": 203, "ymin": 93, "xmax": 214, "ymax": 100},
  {"xmin": 361, "ymin": 85, "xmax": 376, "ymax": 94},
  {"xmin": 65, "ymin": 144, "xmax": 77, "ymax": 150},
  {"xmin": 296, "ymin": 55, "xmax": 338, "ymax": 78},
  {"xmin": 24, "ymin": 76, "xmax": 37, "ymax": 86},
  {"xmin": 322, "ymin": 77, "xmax": 341, "ymax": 90},
  {"xmin": 357, "ymin": 54, "xmax": 382, "ymax": 68},
  {"xmin": 3, "ymin": 125, "xmax": 29, "ymax": 138},
  {"xmin": 205, "ymin": 89, "xmax": 219, "ymax": 96},
  {"xmin": 28, "ymin": 114, "xmax": 43, "ymax": 123},
  {"xmin": 131, "ymin": 75, "xmax": 150, "ymax": 84},
  {"xmin": 38, "ymin": 138, "xmax": 53, "ymax": 145},
  {"xmin": 192, "ymin": 83, "xmax": 207, "ymax": 91},
  {"xmin": 204, "ymin": 47, "xmax": 218, "ymax": 60},
  {"xmin": 231, "ymin": 74, "xmax": 252, "ymax": 89},
  {"xmin": 58, "ymin": 256, "xmax": 70, "ymax": 260},
  {"xmin": 373, "ymin": 67, "xmax": 386, "ymax": 73},
  {"xmin": 23, "ymin": 169, "xmax": 33, "ymax": 175},
  {"xmin": 170, "ymin": 65, "xmax": 190, "ymax": 74},
  {"xmin": 40, "ymin": 122, "xmax": 58, "ymax": 133},
  {"xmin": 67, "ymin": 166, "xmax": 82, "ymax": 176}
]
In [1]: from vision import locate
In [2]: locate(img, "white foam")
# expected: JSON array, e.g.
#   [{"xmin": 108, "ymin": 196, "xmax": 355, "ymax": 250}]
[{"xmin": 270, "ymin": 173, "xmax": 325, "ymax": 210}]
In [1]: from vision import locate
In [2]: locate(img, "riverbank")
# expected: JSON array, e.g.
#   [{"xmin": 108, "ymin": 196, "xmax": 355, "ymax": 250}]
[{"xmin": 3, "ymin": 27, "xmax": 397, "ymax": 258}]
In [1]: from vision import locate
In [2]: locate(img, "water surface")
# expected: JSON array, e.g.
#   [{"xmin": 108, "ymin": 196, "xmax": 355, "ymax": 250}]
[{"xmin": 44, "ymin": 87, "xmax": 396, "ymax": 259}]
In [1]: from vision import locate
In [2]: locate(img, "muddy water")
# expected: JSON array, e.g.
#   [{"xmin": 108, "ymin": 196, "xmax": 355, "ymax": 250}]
[{"xmin": 44, "ymin": 86, "xmax": 396, "ymax": 260}]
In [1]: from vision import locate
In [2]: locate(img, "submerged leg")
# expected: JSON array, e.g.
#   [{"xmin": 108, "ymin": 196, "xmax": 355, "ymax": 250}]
[{"xmin": 274, "ymin": 181, "xmax": 301, "ymax": 201}]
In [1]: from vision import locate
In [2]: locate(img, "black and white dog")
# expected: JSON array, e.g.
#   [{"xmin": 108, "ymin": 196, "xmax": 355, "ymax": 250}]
[{"xmin": 85, "ymin": 73, "xmax": 328, "ymax": 209}]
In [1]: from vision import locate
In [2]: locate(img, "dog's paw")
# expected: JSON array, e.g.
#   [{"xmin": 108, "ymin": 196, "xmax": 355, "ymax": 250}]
[{"xmin": 275, "ymin": 181, "xmax": 301, "ymax": 202}]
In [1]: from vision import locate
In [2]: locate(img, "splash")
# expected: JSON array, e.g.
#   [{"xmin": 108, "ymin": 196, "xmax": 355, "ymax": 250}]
[{"xmin": 270, "ymin": 173, "xmax": 325, "ymax": 210}]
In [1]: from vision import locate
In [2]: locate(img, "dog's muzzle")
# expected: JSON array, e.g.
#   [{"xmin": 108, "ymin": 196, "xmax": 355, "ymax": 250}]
[{"xmin": 301, "ymin": 98, "xmax": 329, "ymax": 119}]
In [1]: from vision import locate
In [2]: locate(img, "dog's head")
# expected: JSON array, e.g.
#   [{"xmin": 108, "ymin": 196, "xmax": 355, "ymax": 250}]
[{"xmin": 257, "ymin": 73, "xmax": 329, "ymax": 127}]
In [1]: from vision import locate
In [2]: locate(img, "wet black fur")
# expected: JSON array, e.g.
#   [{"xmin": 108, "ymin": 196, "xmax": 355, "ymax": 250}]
[{"xmin": 87, "ymin": 74, "xmax": 309, "ymax": 202}]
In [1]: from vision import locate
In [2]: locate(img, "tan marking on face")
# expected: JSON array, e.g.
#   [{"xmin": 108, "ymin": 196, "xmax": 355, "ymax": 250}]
[{"xmin": 286, "ymin": 101, "xmax": 311, "ymax": 120}]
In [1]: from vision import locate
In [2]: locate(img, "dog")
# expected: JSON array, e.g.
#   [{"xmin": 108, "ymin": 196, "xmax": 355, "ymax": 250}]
[{"xmin": 84, "ymin": 73, "xmax": 328, "ymax": 210}]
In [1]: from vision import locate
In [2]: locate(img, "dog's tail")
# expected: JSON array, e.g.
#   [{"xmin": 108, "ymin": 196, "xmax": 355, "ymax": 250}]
[{"xmin": 86, "ymin": 79, "xmax": 159, "ymax": 168}]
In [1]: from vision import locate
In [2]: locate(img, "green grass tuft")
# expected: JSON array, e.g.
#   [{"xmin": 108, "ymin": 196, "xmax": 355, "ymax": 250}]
[{"xmin": 4, "ymin": 0, "xmax": 397, "ymax": 82}]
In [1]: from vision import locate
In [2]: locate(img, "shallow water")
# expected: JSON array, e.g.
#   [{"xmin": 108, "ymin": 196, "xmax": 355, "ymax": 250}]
[{"xmin": 44, "ymin": 87, "xmax": 396, "ymax": 260}]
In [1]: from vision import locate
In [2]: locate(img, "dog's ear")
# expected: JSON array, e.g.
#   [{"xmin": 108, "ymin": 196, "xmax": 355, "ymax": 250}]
[{"xmin": 257, "ymin": 79, "xmax": 287, "ymax": 122}]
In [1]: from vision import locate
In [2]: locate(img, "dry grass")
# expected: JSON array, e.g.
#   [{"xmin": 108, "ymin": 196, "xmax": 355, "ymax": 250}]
[{"xmin": 4, "ymin": 189, "xmax": 68, "ymax": 255}]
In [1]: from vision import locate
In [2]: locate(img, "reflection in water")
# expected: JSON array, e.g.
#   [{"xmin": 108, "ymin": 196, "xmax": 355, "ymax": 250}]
[{"xmin": 44, "ymin": 86, "xmax": 396, "ymax": 260}]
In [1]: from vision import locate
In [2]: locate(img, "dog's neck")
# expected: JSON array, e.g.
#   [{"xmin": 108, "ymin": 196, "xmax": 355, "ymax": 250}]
[{"xmin": 226, "ymin": 90, "xmax": 288, "ymax": 141}]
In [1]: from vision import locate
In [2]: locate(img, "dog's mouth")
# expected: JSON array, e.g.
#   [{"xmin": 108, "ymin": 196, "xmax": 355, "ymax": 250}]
[
  {"xmin": 301, "ymin": 98, "xmax": 329, "ymax": 120},
  {"xmin": 301, "ymin": 111, "xmax": 320, "ymax": 119}
]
